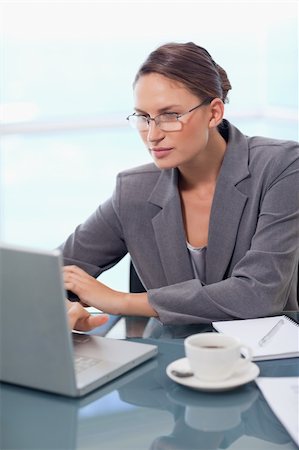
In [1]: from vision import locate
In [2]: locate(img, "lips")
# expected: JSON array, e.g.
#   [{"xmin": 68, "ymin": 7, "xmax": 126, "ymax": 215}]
[{"xmin": 150, "ymin": 147, "xmax": 174, "ymax": 158}]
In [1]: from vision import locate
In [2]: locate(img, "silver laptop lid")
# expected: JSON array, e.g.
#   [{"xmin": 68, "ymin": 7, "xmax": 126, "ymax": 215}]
[{"xmin": 0, "ymin": 243, "xmax": 78, "ymax": 396}]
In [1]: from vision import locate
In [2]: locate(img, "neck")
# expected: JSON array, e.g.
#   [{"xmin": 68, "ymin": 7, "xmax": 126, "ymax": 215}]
[{"xmin": 179, "ymin": 130, "xmax": 227, "ymax": 190}]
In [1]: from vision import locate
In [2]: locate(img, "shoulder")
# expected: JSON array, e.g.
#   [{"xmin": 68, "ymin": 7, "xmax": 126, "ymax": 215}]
[
  {"xmin": 114, "ymin": 163, "xmax": 163, "ymax": 200},
  {"xmin": 225, "ymin": 121, "xmax": 299, "ymax": 190},
  {"xmin": 227, "ymin": 121, "xmax": 299, "ymax": 166},
  {"xmin": 248, "ymin": 135, "xmax": 299, "ymax": 158},
  {"xmin": 228, "ymin": 120, "xmax": 298, "ymax": 171},
  {"xmin": 247, "ymin": 135, "xmax": 299, "ymax": 164},
  {"xmin": 117, "ymin": 162, "xmax": 161, "ymax": 179},
  {"xmin": 247, "ymin": 135, "xmax": 299, "ymax": 182}
]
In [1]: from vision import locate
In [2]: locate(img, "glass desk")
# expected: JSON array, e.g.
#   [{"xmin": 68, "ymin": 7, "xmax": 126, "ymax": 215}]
[{"xmin": 1, "ymin": 337, "xmax": 298, "ymax": 450}]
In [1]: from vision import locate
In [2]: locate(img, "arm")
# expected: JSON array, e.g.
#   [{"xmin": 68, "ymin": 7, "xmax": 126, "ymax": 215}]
[
  {"xmin": 148, "ymin": 156, "xmax": 299, "ymax": 324},
  {"xmin": 60, "ymin": 196, "xmax": 128, "ymax": 278},
  {"xmin": 61, "ymin": 153, "xmax": 298, "ymax": 324},
  {"xmin": 63, "ymin": 266, "xmax": 158, "ymax": 317}
]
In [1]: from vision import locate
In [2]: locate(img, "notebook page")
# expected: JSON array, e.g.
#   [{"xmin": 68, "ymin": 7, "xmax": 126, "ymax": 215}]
[
  {"xmin": 212, "ymin": 315, "xmax": 299, "ymax": 360},
  {"xmin": 256, "ymin": 377, "xmax": 299, "ymax": 447}
]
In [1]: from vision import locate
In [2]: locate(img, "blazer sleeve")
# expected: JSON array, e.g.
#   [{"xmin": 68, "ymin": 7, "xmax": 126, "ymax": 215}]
[
  {"xmin": 148, "ymin": 154, "xmax": 299, "ymax": 324},
  {"xmin": 60, "ymin": 189, "xmax": 128, "ymax": 277}
]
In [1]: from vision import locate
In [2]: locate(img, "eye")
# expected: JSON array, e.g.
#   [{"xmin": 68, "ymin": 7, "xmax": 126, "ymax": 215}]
[
  {"xmin": 134, "ymin": 113, "xmax": 149, "ymax": 119},
  {"xmin": 159, "ymin": 112, "xmax": 179, "ymax": 122},
  {"xmin": 132, "ymin": 114, "xmax": 150, "ymax": 123}
]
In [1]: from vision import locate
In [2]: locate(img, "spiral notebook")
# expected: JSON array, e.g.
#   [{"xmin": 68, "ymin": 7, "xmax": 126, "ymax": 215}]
[{"xmin": 212, "ymin": 315, "xmax": 299, "ymax": 361}]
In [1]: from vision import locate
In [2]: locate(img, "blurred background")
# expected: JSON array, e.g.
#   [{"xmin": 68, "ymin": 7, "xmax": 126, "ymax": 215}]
[{"xmin": 0, "ymin": 0, "xmax": 298, "ymax": 291}]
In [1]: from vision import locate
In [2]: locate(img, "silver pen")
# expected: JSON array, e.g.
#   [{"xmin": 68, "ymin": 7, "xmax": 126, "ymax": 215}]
[{"xmin": 258, "ymin": 318, "xmax": 284, "ymax": 347}]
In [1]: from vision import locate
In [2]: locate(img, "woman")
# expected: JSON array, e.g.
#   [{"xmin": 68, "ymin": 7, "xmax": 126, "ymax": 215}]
[{"xmin": 63, "ymin": 42, "xmax": 299, "ymax": 336}]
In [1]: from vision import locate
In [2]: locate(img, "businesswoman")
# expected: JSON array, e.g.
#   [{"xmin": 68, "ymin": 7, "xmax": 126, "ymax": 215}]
[{"xmin": 62, "ymin": 42, "xmax": 299, "ymax": 336}]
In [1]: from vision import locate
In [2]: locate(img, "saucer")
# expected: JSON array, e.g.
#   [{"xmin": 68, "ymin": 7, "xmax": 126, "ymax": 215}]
[{"xmin": 166, "ymin": 358, "xmax": 260, "ymax": 392}]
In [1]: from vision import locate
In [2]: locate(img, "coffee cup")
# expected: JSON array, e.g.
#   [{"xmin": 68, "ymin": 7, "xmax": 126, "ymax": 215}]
[{"xmin": 184, "ymin": 332, "xmax": 252, "ymax": 382}]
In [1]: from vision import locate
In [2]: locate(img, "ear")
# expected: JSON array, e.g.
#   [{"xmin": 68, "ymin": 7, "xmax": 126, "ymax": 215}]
[{"xmin": 208, "ymin": 98, "xmax": 224, "ymax": 128}]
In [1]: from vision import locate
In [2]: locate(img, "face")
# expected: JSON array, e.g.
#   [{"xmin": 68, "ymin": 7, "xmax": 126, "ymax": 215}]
[{"xmin": 133, "ymin": 73, "xmax": 219, "ymax": 170}]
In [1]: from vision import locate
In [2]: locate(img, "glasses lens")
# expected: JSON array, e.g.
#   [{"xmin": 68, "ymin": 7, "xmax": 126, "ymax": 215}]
[
  {"xmin": 128, "ymin": 115, "xmax": 148, "ymax": 131},
  {"xmin": 127, "ymin": 113, "xmax": 182, "ymax": 131},
  {"xmin": 158, "ymin": 114, "xmax": 181, "ymax": 131}
]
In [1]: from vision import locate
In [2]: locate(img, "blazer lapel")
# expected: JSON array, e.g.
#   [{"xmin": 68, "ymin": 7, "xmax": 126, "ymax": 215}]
[
  {"xmin": 147, "ymin": 121, "xmax": 250, "ymax": 287},
  {"xmin": 148, "ymin": 169, "xmax": 194, "ymax": 285},
  {"xmin": 206, "ymin": 123, "xmax": 250, "ymax": 284}
]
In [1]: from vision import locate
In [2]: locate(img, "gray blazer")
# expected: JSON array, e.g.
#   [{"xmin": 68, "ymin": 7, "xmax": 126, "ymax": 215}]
[{"xmin": 62, "ymin": 121, "xmax": 299, "ymax": 326}]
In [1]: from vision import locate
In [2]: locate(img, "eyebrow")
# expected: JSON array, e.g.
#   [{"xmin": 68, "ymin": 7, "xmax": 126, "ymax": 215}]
[{"xmin": 134, "ymin": 105, "xmax": 182, "ymax": 114}]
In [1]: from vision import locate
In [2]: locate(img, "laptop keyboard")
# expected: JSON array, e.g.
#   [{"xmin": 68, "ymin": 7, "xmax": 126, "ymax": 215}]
[{"xmin": 75, "ymin": 355, "xmax": 102, "ymax": 373}]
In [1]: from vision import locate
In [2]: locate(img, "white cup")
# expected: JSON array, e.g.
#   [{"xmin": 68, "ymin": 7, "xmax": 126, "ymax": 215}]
[{"xmin": 184, "ymin": 332, "xmax": 252, "ymax": 382}]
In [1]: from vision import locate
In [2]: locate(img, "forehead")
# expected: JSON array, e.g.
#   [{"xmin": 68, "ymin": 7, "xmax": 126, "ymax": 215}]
[{"xmin": 133, "ymin": 73, "xmax": 197, "ymax": 111}]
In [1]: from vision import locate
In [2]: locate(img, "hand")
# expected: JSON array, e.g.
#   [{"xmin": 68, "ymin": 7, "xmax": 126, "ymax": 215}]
[
  {"xmin": 63, "ymin": 265, "xmax": 157, "ymax": 318},
  {"xmin": 63, "ymin": 265, "xmax": 123, "ymax": 314},
  {"xmin": 66, "ymin": 300, "xmax": 109, "ymax": 331}
]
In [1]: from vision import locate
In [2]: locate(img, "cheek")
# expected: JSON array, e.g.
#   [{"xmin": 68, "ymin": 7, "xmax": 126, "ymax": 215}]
[
  {"xmin": 190, "ymin": 121, "xmax": 210, "ymax": 145},
  {"xmin": 178, "ymin": 126, "xmax": 206, "ymax": 152},
  {"xmin": 139, "ymin": 132, "xmax": 149, "ymax": 147}
]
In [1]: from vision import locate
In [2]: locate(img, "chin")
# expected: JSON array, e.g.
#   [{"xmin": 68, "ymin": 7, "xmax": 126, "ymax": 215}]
[
  {"xmin": 153, "ymin": 161, "xmax": 177, "ymax": 170},
  {"xmin": 152, "ymin": 157, "xmax": 180, "ymax": 170}
]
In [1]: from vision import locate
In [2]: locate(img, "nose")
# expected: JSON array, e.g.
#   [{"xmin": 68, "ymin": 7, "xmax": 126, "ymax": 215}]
[{"xmin": 146, "ymin": 119, "xmax": 165, "ymax": 143}]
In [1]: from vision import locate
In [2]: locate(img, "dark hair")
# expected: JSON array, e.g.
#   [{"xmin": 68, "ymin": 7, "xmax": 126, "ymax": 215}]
[{"xmin": 134, "ymin": 42, "xmax": 232, "ymax": 103}]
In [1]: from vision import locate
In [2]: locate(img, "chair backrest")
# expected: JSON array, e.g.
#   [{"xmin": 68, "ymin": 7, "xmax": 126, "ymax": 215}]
[
  {"xmin": 128, "ymin": 261, "xmax": 148, "ymax": 336},
  {"xmin": 129, "ymin": 261, "xmax": 146, "ymax": 293}
]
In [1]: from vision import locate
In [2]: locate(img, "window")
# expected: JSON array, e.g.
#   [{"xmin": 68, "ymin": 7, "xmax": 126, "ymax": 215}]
[{"xmin": 1, "ymin": 1, "xmax": 297, "ymax": 290}]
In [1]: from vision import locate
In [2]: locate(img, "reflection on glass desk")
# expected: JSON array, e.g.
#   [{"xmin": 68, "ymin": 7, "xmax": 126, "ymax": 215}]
[{"xmin": 1, "ymin": 338, "xmax": 298, "ymax": 450}]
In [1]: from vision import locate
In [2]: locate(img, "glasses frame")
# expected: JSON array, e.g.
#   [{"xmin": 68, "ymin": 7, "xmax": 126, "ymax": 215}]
[{"xmin": 126, "ymin": 98, "xmax": 212, "ymax": 132}]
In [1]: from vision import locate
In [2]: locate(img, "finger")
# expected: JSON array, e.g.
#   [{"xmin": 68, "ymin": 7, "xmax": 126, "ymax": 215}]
[
  {"xmin": 64, "ymin": 280, "xmax": 82, "ymax": 296},
  {"xmin": 63, "ymin": 265, "xmax": 91, "ymax": 278},
  {"xmin": 63, "ymin": 270, "xmax": 84, "ymax": 285},
  {"xmin": 76, "ymin": 313, "xmax": 109, "ymax": 331},
  {"xmin": 68, "ymin": 302, "xmax": 86, "ymax": 329},
  {"xmin": 87, "ymin": 314, "xmax": 109, "ymax": 329},
  {"xmin": 63, "ymin": 268, "xmax": 93, "ymax": 295},
  {"xmin": 80, "ymin": 301, "xmax": 89, "ymax": 307},
  {"xmin": 63, "ymin": 271, "xmax": 88, "ymax": 296}
]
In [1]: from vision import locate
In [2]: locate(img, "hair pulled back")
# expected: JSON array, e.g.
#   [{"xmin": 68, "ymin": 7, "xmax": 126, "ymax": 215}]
[{"xmin": 134, "ymin": 42, "xmax": 232, "ymax": 103}]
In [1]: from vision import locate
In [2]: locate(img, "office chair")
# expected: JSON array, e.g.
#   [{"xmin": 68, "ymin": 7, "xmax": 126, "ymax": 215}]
[
  {"xmin": 129, "ymin": 261, "xmax": 146, "ymax": 293},
  {"xmin": 127, "ymin": 261, "xmax": 148, "ymax": 337}
]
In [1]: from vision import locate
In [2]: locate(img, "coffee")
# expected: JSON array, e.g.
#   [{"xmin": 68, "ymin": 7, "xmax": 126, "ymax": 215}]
[{"xmin": 199, "ymin": 345, "xmax": 225, "ymax": 349}]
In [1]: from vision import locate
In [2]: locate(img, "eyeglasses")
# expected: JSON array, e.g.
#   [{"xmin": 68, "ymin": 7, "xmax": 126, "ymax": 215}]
[{"xmin": 126, "ymin": 98, "xmax": 212, "ymax": 132}]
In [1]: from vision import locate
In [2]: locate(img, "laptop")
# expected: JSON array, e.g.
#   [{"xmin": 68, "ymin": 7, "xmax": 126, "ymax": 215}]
[
  {"xmin": 1, "ymin": 357, "xmax": 158, "ymax": 449},
  {"xmin": 0, "ymin": 243, "xmax": 157, "ymax": 397}
]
